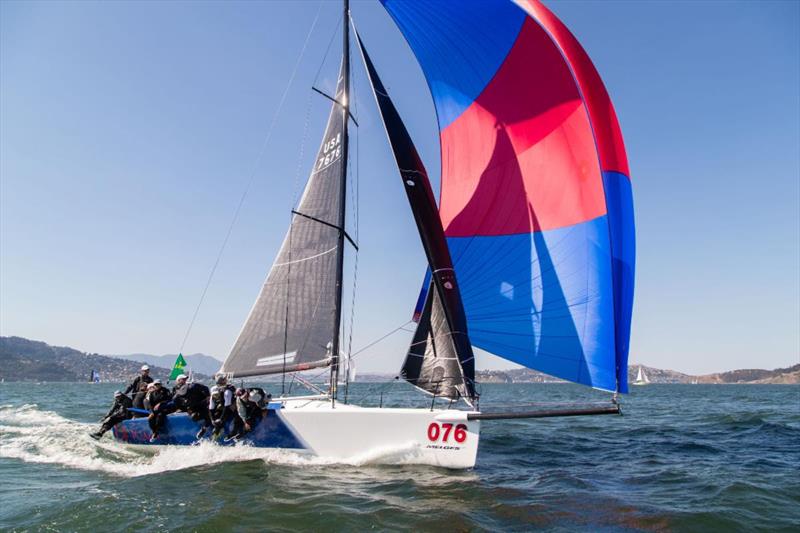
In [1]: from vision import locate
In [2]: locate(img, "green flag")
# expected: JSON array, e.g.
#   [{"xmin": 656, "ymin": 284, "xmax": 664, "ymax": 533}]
[{"xmin": 169, "ymin": 353, "xmax": 188, "ymax": 380}]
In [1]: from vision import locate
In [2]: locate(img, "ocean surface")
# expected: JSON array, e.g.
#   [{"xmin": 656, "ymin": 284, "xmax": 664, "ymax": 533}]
[{"xmin": 1, "ymin": 382, "xmax": 798, "ymax": 532}]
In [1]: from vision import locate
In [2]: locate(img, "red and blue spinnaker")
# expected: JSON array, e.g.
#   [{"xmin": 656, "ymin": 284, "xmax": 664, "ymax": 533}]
[{"xmin": 383, "ymin": 0, "xmax": 635, "ymax": 392}]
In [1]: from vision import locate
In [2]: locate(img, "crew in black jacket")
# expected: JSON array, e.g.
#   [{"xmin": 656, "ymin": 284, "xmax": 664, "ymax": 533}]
[
  {"xmin": 144, "ymin": 380, "xmax": 173, "ymax": 442},
  {"xmin": 209, "ymin": 375, "xmax": 237, "ymax": 440},
  {"xmin": 123, "ymin": 365, "xmax": 153, "ymax": 395},
  {"xmin": 170, "ymin": 374, "xmax": 188, "ymax": 396},
  {"xmin": 89, "ymin": 391, "xmax": 132, "ymax": 439},
  {"xmin": 172, "ymin": 376, "xmax": 212, "ymax": 438},
  {"xmin": 130, "ymin": 382, "xmax": 149, "ymax": 417}
]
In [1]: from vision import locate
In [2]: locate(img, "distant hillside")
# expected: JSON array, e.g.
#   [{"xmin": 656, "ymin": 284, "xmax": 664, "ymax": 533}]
[
  {"xmin": 476, "ymin": 364, "xmax": 800, "ymax": 385},
  {"xmin": 0, "ymin": 337, "xmax": 173, "ymax": 382},
  {"xmin": 114, "ymin": 353, "xmax": 222, "ymax": 376},
  {"xmin": 626, "ymin": 365, "xmax": 693, "ymax": 384},
  {"xmin": 0, "ymin": 337, "xmax": 211, "ymax": 383},
  {"xmin": 477, "ymin": 368, "xmax": 565, "ymax": 384},
  {"xmin": 1, "ymin": 335, "xmax": 797, "ymax": 385},
  {"xmin": 623, "ymin": 364, "xmax": 800, "ymax": 385},
  {"xmin": 694, "ymin": 364, "xmax": 800, "ymax": 384}
]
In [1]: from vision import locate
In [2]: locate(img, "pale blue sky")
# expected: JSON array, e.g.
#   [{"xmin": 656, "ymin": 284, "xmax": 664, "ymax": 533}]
[{"xmin": 1, "ymin": 0, "xmax": 798, "ymax": 374}]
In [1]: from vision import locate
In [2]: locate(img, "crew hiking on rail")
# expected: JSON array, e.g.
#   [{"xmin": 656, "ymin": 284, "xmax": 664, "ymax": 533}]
[{"xmin": 90, "ymin": 369, "xmax": 269, "ymax": 443}]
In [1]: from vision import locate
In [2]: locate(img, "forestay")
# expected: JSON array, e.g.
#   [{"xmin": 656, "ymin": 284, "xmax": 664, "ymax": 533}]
[
  {"xmin": 382, "ymin": 0, "xmax": 635, "ymax": 392},
  {"xmin": 357, "ymin": 35, "xmax": 476, "ymax": 403},
  {"xmin": 221, "ymin": 65, "xmax": 348, "ymax": 378}
]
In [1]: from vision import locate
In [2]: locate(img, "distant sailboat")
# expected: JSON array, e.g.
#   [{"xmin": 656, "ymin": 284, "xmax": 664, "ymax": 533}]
[
  {"xmin": 111, "ymin": 0, "xmax": 635, "ymax": 468},
  {"xmin": 633, "ymin": 366, "xmax": 650, "ymax": 386},
  {"xmin": 89, "ymin": 369, "xmax": 100, "ymax": 383}
]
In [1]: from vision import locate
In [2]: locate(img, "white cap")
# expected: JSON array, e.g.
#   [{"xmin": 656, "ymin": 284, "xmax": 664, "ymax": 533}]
[
  {"xmin": 153, "ymin": 379, "xmax": 162, "ymax": 385},
  {"xmin": 141, "ymin": 365, "xmax": 150, "ymax": 371},
  {"xmin": 176, "ymin": 374, "xmax": 188, "ymax": 381}
]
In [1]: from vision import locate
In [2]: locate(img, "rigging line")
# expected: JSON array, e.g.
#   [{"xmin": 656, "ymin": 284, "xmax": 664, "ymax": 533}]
[
  {"xmin": 291, "ymin": 86, "xmax": 316, "ymax": 208},
  {"xmin": 177, "ymin": 2, "xmax": 324, "ymax": 354},
  {"xmin": 313, "ymin": 12, "xmax": 344, "ymax": 89},
  {"xmin": 344, "ymin": 121, "xmax": 359, "ymax": 402},
  {"xmin": 348, "ymin": 320, "xmax": 414, "ymax": 359},
  {"xmin": 282, "ymin": 213, "xmax": 293, "ymax": 396},
  {"xmin": 349, "ymin": 14, "xmax": 361, "ymax": 138}
]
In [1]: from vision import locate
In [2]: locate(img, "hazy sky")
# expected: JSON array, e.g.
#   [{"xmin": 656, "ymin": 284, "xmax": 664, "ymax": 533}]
[{"xmin": 1, "ymin": 0, "xmax": 798, "ymax": 375}]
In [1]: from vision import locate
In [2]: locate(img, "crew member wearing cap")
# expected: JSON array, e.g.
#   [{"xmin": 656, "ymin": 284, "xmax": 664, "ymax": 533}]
[
  {"xmin": 172, "ymin": 375, "xmax": 212, "ymax": 438},
  {"xmin": 89, "ymin": 391, "xmax": 132, "ymax": 440},
  {"xmin": 233, "ymin": 388, "xmax": 263, "ymax": 439},
  {"xmin": 171, "ymin": 374, "xmax": 189, "ymax": 396},
  {"xmin": 209, "ymin": 375, "xmax": 237, "ymax": 440},
  {"xmin": 123, "ymin": 365, "xmax": 153, "ymax": 396},
  {"xmin": 144, "ymin": 379, "xmax": 173, "ymax": 442},
  {"xmin": 131, "ymin": 382, "xmax": 149, "ymax": 417}
]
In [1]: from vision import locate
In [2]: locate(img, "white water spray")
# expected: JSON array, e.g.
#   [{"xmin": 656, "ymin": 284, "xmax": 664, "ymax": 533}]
[{"xmin": 0, "ymin": 404, "xmax": 430, "ymax": 477}]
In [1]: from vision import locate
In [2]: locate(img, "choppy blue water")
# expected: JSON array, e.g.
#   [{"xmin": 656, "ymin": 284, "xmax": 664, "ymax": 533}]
[{"xmin": 1, "ymin": 382, "xmax": 798, "ymax": 532}]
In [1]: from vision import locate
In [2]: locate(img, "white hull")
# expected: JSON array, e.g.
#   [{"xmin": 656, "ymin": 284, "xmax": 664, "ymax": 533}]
[
  {"xmin": 279, "ymin": 400, "xmax": 480, "ymax": 469},
  {"xmin": 115, "ymin": 399, "xmax": 481, "ymax": 469}
]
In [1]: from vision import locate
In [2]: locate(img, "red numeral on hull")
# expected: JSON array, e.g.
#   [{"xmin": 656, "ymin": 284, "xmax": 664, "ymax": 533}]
[{"xmin": 428, "ymin": 422, "xmax": 468, "ymax": 443}]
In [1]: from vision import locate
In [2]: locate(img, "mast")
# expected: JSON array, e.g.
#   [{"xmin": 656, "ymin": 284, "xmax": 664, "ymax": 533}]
[{"xmin": 330, "ymin": 0, "xmax": 350, "ymax": 404}]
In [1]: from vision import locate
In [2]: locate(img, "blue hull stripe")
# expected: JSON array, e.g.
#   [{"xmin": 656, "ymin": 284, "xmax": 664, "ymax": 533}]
[{"xmin": 112, "ymin": 407, "xmax": 306, "ymax": 448}]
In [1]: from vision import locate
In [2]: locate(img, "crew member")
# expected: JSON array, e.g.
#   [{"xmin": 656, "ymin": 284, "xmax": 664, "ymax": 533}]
[
  {"xmin": 173, "ymin": 377, "xmax": 212, "ymax": 438},
  {"xmin": 246, "ymin": 387, "xmax": 269, "ymax": 409},
  {"xmin": 123, "ymin": 365, "xmax": 153, "ymax": 395},
  {"xmin": 145, "ymin": 380, "xmax": 173, "ymax": 442},
  {"xmin": 171, "ymin": 374, "xmax": 188, "ymax": 396},
  {"xmin": 209, "ymin": 375, "xmax": 236, "ymax": 440},
  {"xmin": 89, "ymin": 391, "xmax": 132, "ymax": 440},
  {"xmin": 130, "ymin": 382, "xmax": 149, "ymax": 417},
  {"xmin": 234, "ymin": 388, "xmax": 263, "ymax": 438}
]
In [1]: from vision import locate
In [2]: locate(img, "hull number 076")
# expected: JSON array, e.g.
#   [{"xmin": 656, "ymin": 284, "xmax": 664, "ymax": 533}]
[{"xmin": 427, "ymin": 422, "xmax": 467, "ymax": 443}]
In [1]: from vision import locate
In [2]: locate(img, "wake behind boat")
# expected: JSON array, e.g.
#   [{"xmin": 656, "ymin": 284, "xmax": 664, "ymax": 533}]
[{"xmin": 110, "ymin": 0, "xmax": 635, "ymax": 469}]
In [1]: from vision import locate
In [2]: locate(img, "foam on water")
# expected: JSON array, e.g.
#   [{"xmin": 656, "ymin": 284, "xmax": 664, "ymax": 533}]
[
  {"xmin": 1, "ymin": 384, "xmax": 799, "ymax": 531},
  {"xmin": 0, "ymin": 404, "xmax": 427, "ymax": 477}
]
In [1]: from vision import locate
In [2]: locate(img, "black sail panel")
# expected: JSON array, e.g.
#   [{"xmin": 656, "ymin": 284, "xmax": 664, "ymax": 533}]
[
  {"xmin": 221, "ymin": 68, "xmax": 348, "ymax": 378},
  {"xmin": 356, "ymin": 34, "xmax": 477, "ymax": 403},
  {"xmin": 403, "ymin": 279, "xmax": 471, "ymax": 400}
]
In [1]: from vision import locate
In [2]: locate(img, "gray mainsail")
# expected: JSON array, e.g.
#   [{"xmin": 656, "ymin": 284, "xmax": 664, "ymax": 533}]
[{"xmin": 221, "ymin": 68, "xmax": 348, "ymax": 378}]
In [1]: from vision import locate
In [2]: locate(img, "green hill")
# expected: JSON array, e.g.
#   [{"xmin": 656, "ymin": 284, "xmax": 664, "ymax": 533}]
[{"xmin": 0, "ymin": 336, "xmax": 174, "ymax": 382}]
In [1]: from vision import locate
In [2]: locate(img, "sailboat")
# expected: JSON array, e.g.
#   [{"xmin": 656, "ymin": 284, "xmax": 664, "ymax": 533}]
[
  {"xmin": 112, "ymin": 0, "xmax": 635, "ymax": 469},
  {"xmin": 633, "ymin": 366, "xmax": 650, "ymax": 386},
  {"xmin": 89, "ymin": 369, "xmax": 100, "ymax": 383}
]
